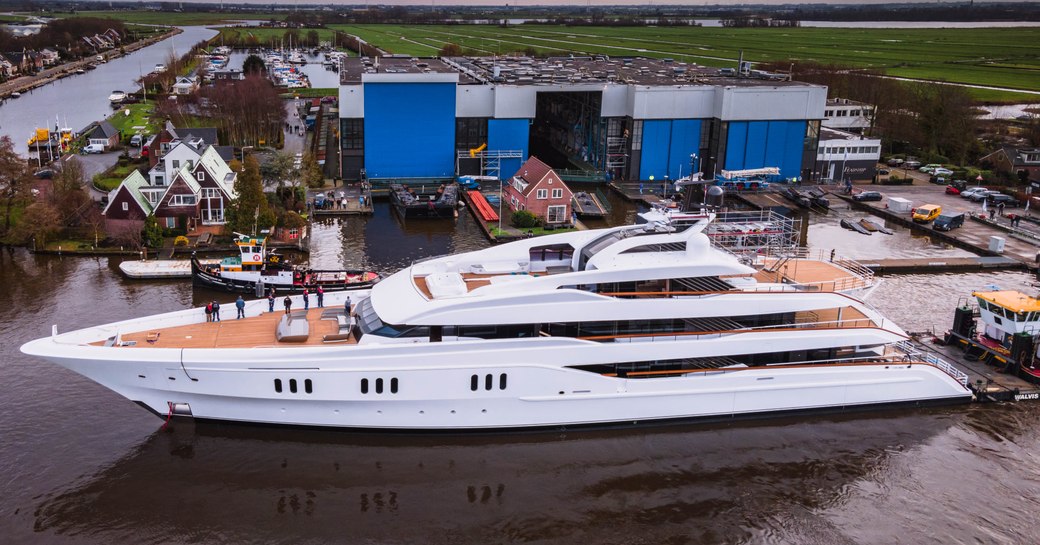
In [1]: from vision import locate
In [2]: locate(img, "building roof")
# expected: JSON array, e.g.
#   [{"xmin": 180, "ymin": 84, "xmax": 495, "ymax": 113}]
[
  {"xmin": 341, "ymin": 55, "xmax": 803, "ymax": 88},
  {"xmin": 102, "ymin": 170, "xmax": 152, "ymax": 216},
  {"xmin": 513, "ymin": 156, "xmax": 555, "ymax": 197},
  {"xmin": 826, "ymin": 97, "xmax": 872, "ymax": 107},
  {"xmin": 197, "ymin": 145, "xmax": 237, "ymax": 197},
  {"xmin": 213, "ymin": 145, "xmax": 235, "ymax": 162},
  {"xmin": 88, "ymin": 120, "xmax": 119, "ymax": 140},
  {"xmin": 819, "ymin": 127, "xmax": 880, "ymax": 143},
  {"xmin": 169, "ymin": 127, "xmax": 219, "ymax": 149}
]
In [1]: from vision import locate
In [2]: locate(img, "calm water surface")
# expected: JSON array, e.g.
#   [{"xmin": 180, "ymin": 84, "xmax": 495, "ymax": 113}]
[{"xmin": 3, "ymin": 202, "xmax": 1040, "ymax": 543}]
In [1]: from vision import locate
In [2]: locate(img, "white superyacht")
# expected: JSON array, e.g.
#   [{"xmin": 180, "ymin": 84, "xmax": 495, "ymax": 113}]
[{"xmin": 22, "ymin": 209, "xmax": 972, "ymax": 430}]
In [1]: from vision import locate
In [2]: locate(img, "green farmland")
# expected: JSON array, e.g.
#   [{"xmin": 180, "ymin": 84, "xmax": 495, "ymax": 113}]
[
  {"xmin": 46, "ymin": 10, "xmax": 280, "ymax": 25},
  {"xmin": 212, "ymin": 27, "xmax": 341, "ymax": 48},
  {"xmin": 330, "ymin": 24, "xmax": 1040, "ymax": 101}
]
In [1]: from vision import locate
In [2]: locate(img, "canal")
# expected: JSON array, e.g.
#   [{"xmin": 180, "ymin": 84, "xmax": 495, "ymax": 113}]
[
  {"xmin": 0, "ymin": 26, "xmax": 219, "ymax": 155},
  {"xmin": 2, "ymin": 195, "xmax": 1040, "ymax": 543}
]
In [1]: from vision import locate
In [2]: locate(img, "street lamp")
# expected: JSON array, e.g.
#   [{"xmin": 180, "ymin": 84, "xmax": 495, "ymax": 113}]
[{"xmin": 240, "ymin": 145, "xmax": 253, "ymax": 165}]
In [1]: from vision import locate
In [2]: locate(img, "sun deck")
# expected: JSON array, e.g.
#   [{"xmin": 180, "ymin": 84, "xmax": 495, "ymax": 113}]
[
  {"xmin": 97, "ymin": 308, "xmax": 354, "ymax": 349},
  {"xmin": 753, "ymin": 257, "xmax": 873, "ymax": 292}
]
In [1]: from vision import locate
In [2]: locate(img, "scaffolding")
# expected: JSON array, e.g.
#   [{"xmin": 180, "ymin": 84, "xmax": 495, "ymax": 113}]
[
  {"xmin": 455, "ymin": 150, "xmax": 524, "ymax": 180},
  {"xmin": 706, "ymin": 210, "xmax": 800, "ymax": 257}
]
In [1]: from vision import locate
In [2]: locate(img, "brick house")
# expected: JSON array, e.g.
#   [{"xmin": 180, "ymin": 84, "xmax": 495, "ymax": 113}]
[
  {"xmin": 504, "ymin": 156, "xmax": 574, "ymax": 225},
  {"xmin": 101, "ymin": 170, "xmax": 152, "ymax": 233},
  {"xmin": 981, "ymin": 147, "xmax": 1040, "ymax": 182}
]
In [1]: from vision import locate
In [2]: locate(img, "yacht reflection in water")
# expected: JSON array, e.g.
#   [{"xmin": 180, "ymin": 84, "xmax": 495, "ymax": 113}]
[{"xmin": 34, "ymin": 410, "xmax": 956, "ymax": 544}]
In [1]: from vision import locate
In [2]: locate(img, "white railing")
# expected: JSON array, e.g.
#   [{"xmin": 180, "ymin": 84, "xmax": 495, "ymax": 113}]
[{"xmin": 895, "ymin": 340, "xmax": 970, "ymax": 387}]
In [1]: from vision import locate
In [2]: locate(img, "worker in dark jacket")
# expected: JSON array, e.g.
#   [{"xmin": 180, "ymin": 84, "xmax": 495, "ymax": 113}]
[{"xmin": 235, "ymin": 296, "xmax": 246, "ymax": 319}]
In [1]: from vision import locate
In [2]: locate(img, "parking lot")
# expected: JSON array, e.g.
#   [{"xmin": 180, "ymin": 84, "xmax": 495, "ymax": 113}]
[{"xmin": 848, "ymin": 179, "xmax": 1040, "ymax": 265}]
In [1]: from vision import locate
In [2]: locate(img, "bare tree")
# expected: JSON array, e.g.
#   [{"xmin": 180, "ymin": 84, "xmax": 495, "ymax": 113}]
[{"xmin": 0, "ymin": 136, "xmax": 33, "ymax": 237}]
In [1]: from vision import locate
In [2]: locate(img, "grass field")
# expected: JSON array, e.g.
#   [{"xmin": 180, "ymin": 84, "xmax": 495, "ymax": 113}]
[
  {"xmin": 330, "ymin": 24, "xmax": 1040, "ymax": 101},
  {"xmin": 42, "ymin": 10, "xmax": 279, "ymax": 25},
  {"xmin": 108, "ymin": 101, "xmax": 159, "ymax": 138}
]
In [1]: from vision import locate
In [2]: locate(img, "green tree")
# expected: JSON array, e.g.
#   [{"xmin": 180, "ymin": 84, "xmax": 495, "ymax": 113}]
[
  {"xmin": 0, "ymin": 136, "xmax": 32, "ymax": 237},
  {"xmin": 242, "ymin": 54, "xmax": 265, "ymax": 75},
  {"xmin": 142, "ymin": 214, "xmax": 164, "ymax": 248},
  {"xmin": 300, "ymin": 152, "xmax": 324, "ymax": 189},
  {"xmin": 511, "ymin": 210, "xmax": 539, "ymax": 228},
  {"xmin": 225, "ymin": 155, "xmax": 276, "ymax": 235},
  {"xmin": 306, "ymin": 29, "xmax": 320, "ymax": 47}
]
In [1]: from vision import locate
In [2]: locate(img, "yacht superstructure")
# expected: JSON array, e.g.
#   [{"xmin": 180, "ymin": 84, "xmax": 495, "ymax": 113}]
[{"xmin": 21, "ymin": 214, "xmax": 972, "ymax": 430}]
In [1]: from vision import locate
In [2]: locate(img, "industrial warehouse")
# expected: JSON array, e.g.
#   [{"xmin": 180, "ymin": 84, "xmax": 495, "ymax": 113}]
[{"xmin": 337, "ymin": 55, "xmax": 827, "ymax": 183}]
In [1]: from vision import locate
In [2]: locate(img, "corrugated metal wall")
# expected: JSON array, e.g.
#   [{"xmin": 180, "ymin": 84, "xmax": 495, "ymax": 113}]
[
  {"xmin": 723, "ymin": 120, "xmax": 807, "ymax": 179},
  {"xmin": 488, "ymin": 119, "xmax": 529, "ymax": 178},
  {"xmin": 363, "ymin": 82, "xmax": 456, "ymax": 179},
  {"xmin": 639, "ymin": 119, "xmax": 702, "ymax": 181}
]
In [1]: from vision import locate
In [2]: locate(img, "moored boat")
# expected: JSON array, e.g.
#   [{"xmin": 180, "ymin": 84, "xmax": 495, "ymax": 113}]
[
  {"xmin": 841, "ymin": 218, "xmax": 872, "ymax": 235},
  {"xmin": 389, "ymin": 183, "xmax": 458, "ymax": 219},
  {"xmin": 20, "ymin": 210, "xmax": 972, "ymax": 431},
  {"xmin": 860, "ymin": 218, "xmax": 893, "ymax": 235},
  {"xmin": 108, "ymin": 90, "xmax": 126, "ymax": 103},
  {"xmin": 947, "ymin": 290, "xmax": 1040, "ymax": 383},
  {"xmin": 191, "ymin": 234, "xmax": 379, "ymax": 293}
]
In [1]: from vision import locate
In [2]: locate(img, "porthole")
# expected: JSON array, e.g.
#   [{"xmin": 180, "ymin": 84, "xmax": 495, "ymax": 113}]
[
  {"xmin": 484, "ymin": 374, "xmax": 493, "ymax": 391},
  {"xmin": 289, "ymin": 379, "xmax": 298, "ymax": 393},
  {"xmin": 499, "ymin": 373, "xmax": 507, "ymax": 390},
  {"xmin": 361, "ymin": 378, "xmax": 369, "ymax": 394},
  {"xmin": 305, "ymin": 379, "xmax": 313, "ymax": 394},
  {"xmin": 470, "ymin": 374, "xmax": 478, "ymax": 391},
  {"xmin": 376, "ymin": 378, "xmax": 384, "ymax": 394},
  {"xmin": 274, "ymin": 378, "xmax": 282, "ymax": 393},
  {"xmin": 390, "ymin": 377, "xmax": 398, "ymax": 394}
]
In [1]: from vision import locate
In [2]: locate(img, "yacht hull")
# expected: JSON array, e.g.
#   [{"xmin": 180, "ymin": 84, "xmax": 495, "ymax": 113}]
[{"xmin": 23, "ymin": 339, "xmax": 972, "ymax": 431}]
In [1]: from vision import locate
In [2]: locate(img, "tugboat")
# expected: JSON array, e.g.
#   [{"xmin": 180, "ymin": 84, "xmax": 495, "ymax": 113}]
[
  {"xmin": 190, "ymin": 234, "xmax": 380, "ymax": 293},
  {"xmin": 946, "ymin": 289, "xmax": 1040, "ymax": 383},
  {"xmin": 389, "ymin": 183, "xmax": 458, "ymax": 219}
]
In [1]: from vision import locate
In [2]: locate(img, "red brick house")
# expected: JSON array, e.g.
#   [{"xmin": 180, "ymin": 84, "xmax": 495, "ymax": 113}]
[
  {"xmin": 101, "ymin": 170, "xmax": 152, "ymax": 233},
  {"xmin": 504, "ymin": 156, "xmax": 574, "ymax": 225}
]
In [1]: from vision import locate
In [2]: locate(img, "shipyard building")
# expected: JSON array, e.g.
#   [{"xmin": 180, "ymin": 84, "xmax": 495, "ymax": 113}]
[{"xmin": 338, "ymin": 56, "xmax": 827, "ymax": 183}]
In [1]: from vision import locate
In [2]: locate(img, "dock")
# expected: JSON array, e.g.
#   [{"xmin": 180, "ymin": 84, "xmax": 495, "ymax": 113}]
[
  {"xmin": 607, "ymin": 182, "xmax": 673, "ymax": 207},
  {"xmin": 862, "ymin": 256, "xmax": 1025, "ymax": 275},
  {"xmin": 572, "ymin": 191, "xmax": 608, "ymax": 218},
  {"xmin": 308, "ymin": 185, "xmax": 373, "ymax": 216}
]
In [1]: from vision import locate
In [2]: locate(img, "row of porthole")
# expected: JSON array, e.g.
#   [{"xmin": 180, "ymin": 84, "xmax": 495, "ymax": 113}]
[
  {"xmin": 362, "ymin": 377, "xmax": 398, "ymax": 394},
  {"xmin": 274, "ymin": 378, "xmax": 312, "ymax": 394},
  {"xmin": 472, "ymin": 373, "xmax": 507, "ymax": 391}
]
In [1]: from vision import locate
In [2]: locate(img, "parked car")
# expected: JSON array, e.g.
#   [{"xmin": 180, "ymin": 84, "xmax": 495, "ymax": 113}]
[
  {"xmin": 933, "ymin": 212, "xmax": 965, "ymax": 231},
  {"xmin": 920, "ymin": 164, "xmax": 943, "ymax": 174},
  {"xmin": 129, "ymin": 134, "xmax": 143, "ymax": 147},
  {"xmin": 971, "ymin": 190, "xmax": 1001, "ymax": 202},
  {"xmin": 904, "ymin": 160, "xmax": 922, "ymax": 169},
  {"xmin": 878, "ymin": 168, "xmax": 890, "ymax": 175},
  {"xmin": 988, "ymin": 194, "xmax": 1021, "ymax": 207},
  {"xmin": 950, "ymin": 180, "xmax": 968, "ymax": 190},
  {"xmin": 33, "ymin": 168, "xmax": 55, "ymax": 179},
  {"xmin": 852, "ymin": 191, "xmax": 883, "ymax": 202},
  {"xmin": 960, "ymin": 187, "xmax": 988, "ymax": 199},
  {"xmin": 912, "ymin": 204, "xmax": 942, "ymax": 223},
  {"xmin": 930, "ymin": 175, "xmax": 948, "ymax": 185},
  {"xmin": 945, "ymin": 185, "xmax": 961, "ymax": 195},
  {"xmin": 81, "ymin": 144, "xmax": 104, "ymax": 154},
  {"xmin": 887, "ymin": 158, "xmax": 904, "ymax": 166},
  {"xmin": 933, "ymin": 167, "xmax": 954, "ymax": 176}
]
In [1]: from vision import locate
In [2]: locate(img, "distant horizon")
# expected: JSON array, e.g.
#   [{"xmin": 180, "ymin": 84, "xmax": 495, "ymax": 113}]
[{"xmin": 62, "ymin": 0, "xmax": 1038, "ymax": 7}]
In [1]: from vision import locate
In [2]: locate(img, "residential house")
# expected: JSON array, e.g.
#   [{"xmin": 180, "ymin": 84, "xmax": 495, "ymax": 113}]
[
  {"xmin": 504, "ymin": 156, "xmax": 574, "ymax": 225},
  {"xmin": 0, "ymin": 57, "xmax": 14, "ymax": 78},
  {"xmin": 146, "ymin": 123, "xmax": 219, "ymax": 170},
  {"xmin": 104, "ymin": 144, "xmax": 238, "ymax": 232},
  {"xmin": 211, "ymin": 68, "xmax": 244, "ymax": 82},
  {"xmin": 981, "ymin": 147, "xmax": 1040, "ymax": 182},
  {"xmin": 171, "ymin": 76, "xmax": 198, "ymax": 95},
  {"xmin": 101, "ymin": 170, "xmax": 152, "ymax": 233},
  {"xmin": 85, "ymin": 120, "xmax": 120, "ymax": 150},
  {"xmin": 3, "ymin": 51, "xmax": 31, "ymax": 74},
  {"xmin": 39, "ymin": 48, "xmax": 59, "ymax": 66}
]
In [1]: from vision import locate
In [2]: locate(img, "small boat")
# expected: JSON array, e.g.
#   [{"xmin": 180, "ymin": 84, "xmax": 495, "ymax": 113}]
[
  {"xmin": 572, "ymin": 191, "xmax": 608, "ymax": 218},
  {"xmin": 389, "ymin": 183, "xmax": 458, "ymax": 219},
  {"xmin": 840, "ymin": 218, "xmax": 872, "ymax": 235},
  {"xmin": 806, "ymin": 188, "xmax": 830, "ymax": 209},
  {"xmin": 108, "ymin": 90, "xmax": 127, "ymax": 103},
  {"xmin": 191, "ymin": 234, "xmax": 380, "ymax": 294},
  {"xmin": 9, "ymin": 92, "xmax": 20, "ymax": 98},
  {"xmin": 75, "ymin": 68, "xmax": 85, "ymax": 74},
  {"xmin": 780, "ymin": 187, "xmax": 811, "ymax": 208},
  {"xmin": 152, "ymin": 63, "xmax": 167, "ymax": 74},
  {"xmin": 860, "ymin": 218, "xmax": 893, "ymax": 235}
]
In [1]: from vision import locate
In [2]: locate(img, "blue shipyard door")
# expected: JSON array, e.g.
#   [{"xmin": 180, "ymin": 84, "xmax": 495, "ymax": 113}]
[{"xmin": 364, "ymin": 82, "xmax": 456, "ymax": 179}]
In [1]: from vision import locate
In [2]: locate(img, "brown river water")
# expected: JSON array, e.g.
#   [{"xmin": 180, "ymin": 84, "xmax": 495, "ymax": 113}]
[{"xmin": 3, "ymin": 199, "xmax": 1040, "ymax": 544}]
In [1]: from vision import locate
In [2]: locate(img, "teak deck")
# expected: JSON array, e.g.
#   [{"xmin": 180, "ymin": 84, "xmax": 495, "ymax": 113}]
[
  {"xmin": 108, "ymin": 308, "xmax": 350, "ymax": 349},
  {"xmin": 754, "ymin": 259, "xmax": 870, "ymax": 291}
]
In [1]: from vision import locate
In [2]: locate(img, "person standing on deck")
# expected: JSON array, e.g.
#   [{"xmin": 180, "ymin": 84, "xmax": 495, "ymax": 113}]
[
  {"xmin": 212, "ymin": 300, "xmax": 221, "ymax": 322},
  {"xmin": 316, "ymin": 286, "xmax": 324, "ymax": 308},
  {"xmin": 302, "ymin": 288, "xmax": 310, "ymax": 311},
  {"xmin": 235, "ymin": 296, "xmax": 246, "ymax": 319},
  {"xmin": 267, "ymin": 289, "xmax": 276, "ymax": 313},
  {"xmin": 284, "ymin": 295, "xmax": 292, "ymax": 315},
  {"xmin": 344, "ymin": 297, "xmax": 352, "ymax": 317},
  {"xmin": 205, "ymin": 302, "xmax": 213, "ymax": 322}
]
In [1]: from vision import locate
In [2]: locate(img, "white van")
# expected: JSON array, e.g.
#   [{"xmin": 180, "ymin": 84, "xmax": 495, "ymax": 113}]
[
  {"xmin": 82, "ymin": 143, "xmax": 105, "ymax": 154},
  {"xmin": 129, "ymin": 134, "xmax": 143, "ymax": 147}
]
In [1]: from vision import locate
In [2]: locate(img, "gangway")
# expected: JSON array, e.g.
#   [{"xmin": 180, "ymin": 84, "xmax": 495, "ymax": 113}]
[{"xmin": 456, "ymin": 149, "xmax": 524, "ymax": 181}]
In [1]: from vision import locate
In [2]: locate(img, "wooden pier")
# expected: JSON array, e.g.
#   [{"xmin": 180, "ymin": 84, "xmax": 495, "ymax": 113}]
[
  {"xmin": 862, "ymin": 256, "xmax": 1025, "ymax": 275},
  {"xmin": 308, "ymin": 185, "xmax": 373, "ymax": 216}
]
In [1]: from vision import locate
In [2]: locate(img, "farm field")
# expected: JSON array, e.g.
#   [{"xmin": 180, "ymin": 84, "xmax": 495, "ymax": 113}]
[
  {"xmin": 330, "ymin": 24, "xmax": 1040, "ymax": 100},
  {"xmin": 43, "ymin": 10, "xmax": 279, "ymax": 25}
]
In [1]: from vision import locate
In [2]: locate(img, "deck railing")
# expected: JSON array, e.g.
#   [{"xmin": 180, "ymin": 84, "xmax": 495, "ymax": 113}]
[{"xmin": 894, "ymin": 340, "xmax": 970, "ymax": 387}]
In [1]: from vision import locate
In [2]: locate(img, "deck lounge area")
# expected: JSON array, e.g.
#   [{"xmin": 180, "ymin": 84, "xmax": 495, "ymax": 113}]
[{"xmin": 101, "ymin": 307, "xmax": 355, "ymax": 349}]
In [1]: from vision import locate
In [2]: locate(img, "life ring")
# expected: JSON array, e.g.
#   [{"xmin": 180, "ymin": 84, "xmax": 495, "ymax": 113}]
[{"xmin": 252, "ymin": 254, "xmax": 261, "ymax": 262}]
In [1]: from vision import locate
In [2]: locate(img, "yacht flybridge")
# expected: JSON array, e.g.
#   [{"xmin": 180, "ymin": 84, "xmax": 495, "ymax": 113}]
[{"xmin": 21, "ymin": 213, "xmax": 972, "ymax": 431}]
